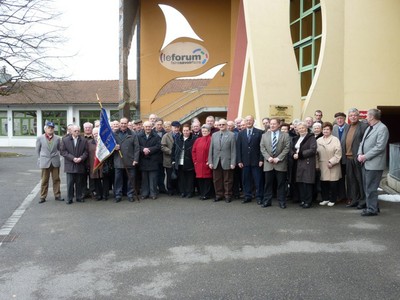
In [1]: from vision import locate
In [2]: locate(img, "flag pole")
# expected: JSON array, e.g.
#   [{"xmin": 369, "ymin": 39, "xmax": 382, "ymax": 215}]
[
  {"xmin": 96, "ymin": 94, "xmax": 140, "ymax": 202},
  {"xmin": 96, "ymin": 93, "xmax": 103, "ymax": 109}
]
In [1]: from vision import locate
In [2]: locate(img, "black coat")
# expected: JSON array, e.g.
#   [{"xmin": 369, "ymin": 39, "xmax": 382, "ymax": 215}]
[
  {"xmin": 236, "ymin": 127, "xmax": 264, "ymax": 166},
  {"xmin": 137, "ymin": 131, "xmax": 162, "ymax": 171},
  {"xmin": 290, "ymin": 133, "xmax": 317, "ymax": 184},
  {"xmin": 172, "ymin": 134, "xmax": 196, "ymax": 171},
  {"xmin": 113, "ymin": 129, "xmax": 140, "ymax": 169},
  {"xmin": 61, "ymin": 135, "xmax": 88, "ymax": 174}
]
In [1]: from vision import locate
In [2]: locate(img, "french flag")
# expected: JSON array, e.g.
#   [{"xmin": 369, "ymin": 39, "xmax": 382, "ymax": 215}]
[{"xmin": 93, "ymin": 108, "xmax": 116, "ymax": 170}]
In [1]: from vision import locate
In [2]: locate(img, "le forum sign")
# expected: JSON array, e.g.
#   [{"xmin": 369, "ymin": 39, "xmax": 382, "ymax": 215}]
[{"xmin": 159, "ymin": 42, "xmax": 209, "ymax": 72}]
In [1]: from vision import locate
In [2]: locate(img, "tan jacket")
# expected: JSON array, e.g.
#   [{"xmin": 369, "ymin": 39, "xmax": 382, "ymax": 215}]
[{"xmin": 317, "ymin": 135, "xmax": 342, "ymax": 181}]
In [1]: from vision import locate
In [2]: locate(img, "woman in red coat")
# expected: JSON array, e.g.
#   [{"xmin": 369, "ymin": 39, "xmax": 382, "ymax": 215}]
[{"xmin": 192, "ymin": 125, "xmax": 214, "ymax": 200}]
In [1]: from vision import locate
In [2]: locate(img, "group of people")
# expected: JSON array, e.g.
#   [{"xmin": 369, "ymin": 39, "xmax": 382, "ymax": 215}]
[{"xmin": 36, "ymin": 108, "xmax": 389, "ymax": 216}]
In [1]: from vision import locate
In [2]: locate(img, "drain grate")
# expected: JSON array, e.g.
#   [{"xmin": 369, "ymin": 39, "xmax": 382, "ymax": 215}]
[{"xmin": 0, "ymin": 233, "xmax": 19, "ymax": 243}]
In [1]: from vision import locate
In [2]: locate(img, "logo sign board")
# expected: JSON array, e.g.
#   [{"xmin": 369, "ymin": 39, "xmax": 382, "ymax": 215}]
[
  {"xmin": 270, "ymin": 105, "xmax": 294, "ymax": 123},
  {"xmin": 160, "ymin": 42, "xmax": 209, "ymax": 72}
]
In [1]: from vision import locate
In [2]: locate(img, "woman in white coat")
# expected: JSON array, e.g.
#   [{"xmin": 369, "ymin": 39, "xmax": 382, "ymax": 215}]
[{"xmin": 317, "ymin": 122, "xmax": 342, "ymax": 206}]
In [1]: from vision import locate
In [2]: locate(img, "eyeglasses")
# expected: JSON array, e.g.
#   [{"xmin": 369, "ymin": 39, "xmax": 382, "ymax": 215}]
[{"xmin": 219, "ymin": 123, "xmax": 227, "ymax": 126}]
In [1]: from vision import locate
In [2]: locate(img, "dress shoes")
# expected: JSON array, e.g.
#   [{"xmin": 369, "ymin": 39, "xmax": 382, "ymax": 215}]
[
  {"xmin": 299, "ymin": 202, "xmax": 305, "ymax": 207},
  {"xmin": 76, "ymin": 199, "xmax": 85, "ymax": 203},
  {"xmin": 214, "ymin": 197, "xmax": 223, "ymax": 202},
  {"xmin": 261, "ymin": 202, "xmax": 271, "ymax": 208},
  {"xmin": 279, "ymin": 203, "xmax": 287, "ymax": 209},
  {"xmin": 241, "ymin": 198, "xmax": 252, "ymax": 204},
  {"xmin": 302, "ymin": 203, "xmax": 312, "ymax": 209},
  {"xmin": 128, "ymin": 197, "xmax": 134, "ymax": 202},
  {"xmin": 66, "ymin": 200, "xmax": 73, "ymax": 205},
  {"xmin": 346, "ymin": 201, "xmax": 359, "ymax": 208},
  {"xmin": 180, "ymin": 193, "xmax": 186, "ymax": 198},
  {"xmin": 361, "ymin": 210, "xmax": 378, "ymax": 217},
  {"xmin": 357, "ymin": 203, "xmax": 367, "ymax": 210},
  {"xmin": 39, "ymin": 198, "xmax": 46, "ymax": 204},
  {"xmin": 327, "ymin": 202, "xmax": 335, "ymax": 207},
  {"xmin": 256, "ymin": 199, "xmax": 263, "ymax": 205},
  {"xmin": 55, "ymin": 197, "xmax": 64, "ymax": 201},
  {"xmin": 319, "ymin": 201, "xmax": 329, "ymax": 206},
  {"xmin": 114, "ymin": 198, "xmax": 121, "ymax": 203},
  {"xmin": 186, "ymin": 194, "xmax": 193, "ymax": 198},
  {"xmin": 225, "ymin": 197, "xmax": 232, "ymax": 203},
  {"xmin": 151, "ymin": 196, "xmax": 157, "ymax": 200}
]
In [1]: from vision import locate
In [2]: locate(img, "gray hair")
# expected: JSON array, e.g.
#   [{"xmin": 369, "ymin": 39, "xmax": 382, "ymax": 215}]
[
  {"xmin": 348, "ymin": 108, "xmax": 360, "ymax": 115},
  {"xmin": 83, "ymin": 122, "xmax": 93, "ymax": 129},
  {"xmin": 368, "ymin": 108, "xmax": 381, "ymax": 120},
  {"xmin": 201, "ymin": 124, "xmax": 211, "ymax": 131},
  {"xmin": 292, "ymin": 119, "xmax": 301, "ymax": 126},
  {"xmin": 296, "ymin": 121, "xmax": 307, "ymax": 128}
]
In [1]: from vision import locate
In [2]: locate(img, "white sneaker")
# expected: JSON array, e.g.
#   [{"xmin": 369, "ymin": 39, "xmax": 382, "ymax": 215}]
[
  {"xmin": 319, "ymin": 201, "xmax": 329, "ymax": 206},
  {"xmin": 327, "ymin": 202, "xmax": 335, "ymax": 207}
]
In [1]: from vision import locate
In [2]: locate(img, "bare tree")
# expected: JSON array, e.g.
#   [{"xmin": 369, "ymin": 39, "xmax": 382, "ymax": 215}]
[{"xmin": 0, "ymin": 0, "xmax": 67, "ymax": 95}]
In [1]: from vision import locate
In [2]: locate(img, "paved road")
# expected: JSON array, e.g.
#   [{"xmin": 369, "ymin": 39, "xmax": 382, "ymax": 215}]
[{"xmin": 1, "ymin": 147, "xmax": 400, "ymax": 299}]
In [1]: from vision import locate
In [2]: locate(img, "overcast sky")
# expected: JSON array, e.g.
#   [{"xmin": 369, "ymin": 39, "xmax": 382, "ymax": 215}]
[{"xmin": 55, "ymin": 0, "xmax": 136, "ymax": 80}]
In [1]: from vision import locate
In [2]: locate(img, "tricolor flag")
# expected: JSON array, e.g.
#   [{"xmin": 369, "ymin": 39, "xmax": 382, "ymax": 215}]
[{"xmin": 93, "ymin": 108, "xmax": 117, "ymax": 170}]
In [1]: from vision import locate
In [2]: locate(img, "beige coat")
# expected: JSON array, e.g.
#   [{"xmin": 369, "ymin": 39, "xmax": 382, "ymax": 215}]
[{"xmin": 317, "ymin": 135, "xmax": 342, "ymax": 181}]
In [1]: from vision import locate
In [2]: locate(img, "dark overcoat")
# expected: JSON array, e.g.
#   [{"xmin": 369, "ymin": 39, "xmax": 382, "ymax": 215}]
[
  {"xmin": 137, "ymin": 131, "xmax": 162, "ymax": 171},
  {"xmin": 61, "ymin": 135, "xmax": 88, "ymax": 174},
  {"xmin": 113, "ymin": 129, "xmax": 140, "ymax": 169},
  {"xmin": 290, "ymin": 133, "xmax": 317, "ymax": 184},
  {"xmin": 172, "ymin": 134, "xmax": 196, "ymax": 171}
]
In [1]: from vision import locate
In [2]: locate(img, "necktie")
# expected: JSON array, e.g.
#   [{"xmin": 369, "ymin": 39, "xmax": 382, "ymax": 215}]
[
  {"xmin": 247, "ymin": 130, "xmax": 252, "ymax": 143},
  {"xmin": 361, "ymin": 126, "xmax": 373, "ymax": 153},
  {"xmin": 220, "ymin": 133, "xmax": 223, "ymax": 148},
  {"xmin": 272, "ymin": 132, "xmax": 277, "ymax": 156},
  {"xmin": 338, "ymin": 127, "xmax": 344, "ymax": 141}
]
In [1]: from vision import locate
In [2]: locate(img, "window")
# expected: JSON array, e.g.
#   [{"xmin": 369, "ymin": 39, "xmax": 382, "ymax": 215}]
[
  {"xmin": 290, "ymin": 0, "xmax": 322, "ymax": 98},
  {"xmin": 110, "ymin": 110, "xmax": 138, "ymax": 122},
  {"xmin": 79, "ymin": 110, "xmax": 101, "ymax": 129},
  {"xmin": 0, "ymin": 111, "xmax": 8, "ymax": 136},
  {"xmin": 13, "ymin": 111, "xmax": 37, "ymax": 136},
  {"xmin": 42, "ymin": 111, "xmax": 67, "ymax": 136}
]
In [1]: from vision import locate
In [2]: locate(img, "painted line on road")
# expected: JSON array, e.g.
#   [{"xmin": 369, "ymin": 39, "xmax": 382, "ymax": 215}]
[{"xmin": 0, "ymin": 181, "xmax": 41, "ymax": 247}]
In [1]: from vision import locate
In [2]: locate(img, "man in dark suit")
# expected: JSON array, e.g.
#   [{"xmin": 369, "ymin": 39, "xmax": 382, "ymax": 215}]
[
  {"xmin": 332, "ymin": 112, "xmax": 349, "ymax": 201},
  {"xmin": 236, "ymin": 115, "xmax": 264, "ymax": 204},
  {"xmin": 344, "ymin": 108, "xmax": 368, "ymax": 208},
  {"xmin": 113, "ymin": 117, "xmax": 140, "ymax": 203},
  {"xmin": 61, "ymin": 125, "xmax": 88, "ymax": 204},
  {"xmin": 208, "ymin": 118, "xmax": 236, "ymax": 202},
  {"xmin": 357, "ymin": 109, "xmax": 389, "ymax": 216},
  {"xmin": 138, "ymin": 121, "xmax": 162, "ymax": 200},
  {"xmin": 260, "ymin": 118, "xmax": 291, "ymax": 208},
  {"xmin": 153, "ymin": 118, "xmax": 167, "ymax": 194}
]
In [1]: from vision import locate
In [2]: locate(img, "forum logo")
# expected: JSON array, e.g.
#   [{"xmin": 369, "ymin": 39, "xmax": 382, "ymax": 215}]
[{"xmin": 160, "ymin": 42, "xmax": 209, "ymax": 72}]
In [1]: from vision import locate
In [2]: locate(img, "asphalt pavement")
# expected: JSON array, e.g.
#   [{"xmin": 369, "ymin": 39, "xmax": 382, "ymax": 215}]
[{"xmin": 1, "ymin": 147, "xmax": 400, "ymax": 299}]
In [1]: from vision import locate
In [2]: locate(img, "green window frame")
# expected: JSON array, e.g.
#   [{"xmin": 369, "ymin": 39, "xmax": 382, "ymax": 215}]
[
  {"xmin": 13, "ymin": 111, "xmax": 37, "ymax": 136},
  {"xmin": 79, "ymin": 110, "xmax": 101, "ymax": 129},
  {"xmin": 42, "ymin": 111, "xmax": 67, "ymax": 136},
  {"xmin": 290, "ymin": 0, "xmax": 322, "ymax": 98},
  {"xmin": 0, "ymin": 111, "xmax": 8, "ymax": 136}
]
